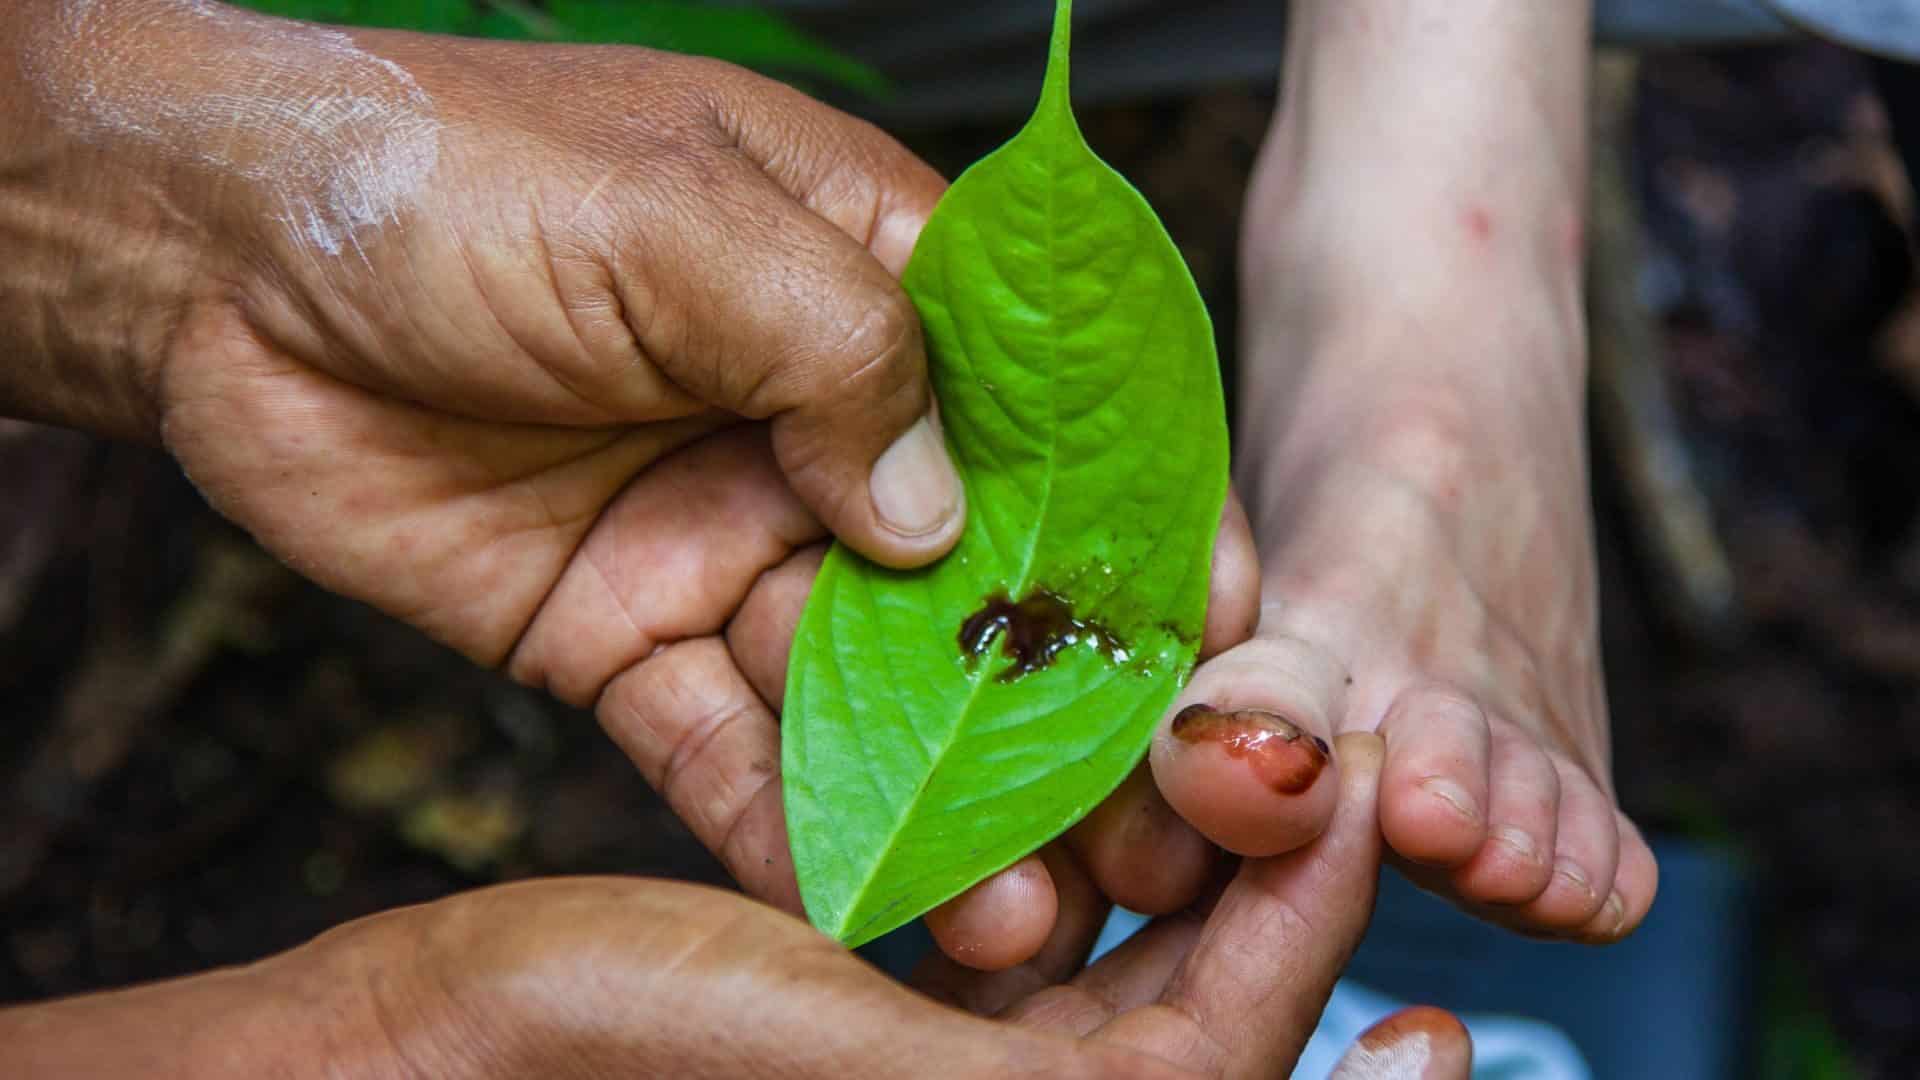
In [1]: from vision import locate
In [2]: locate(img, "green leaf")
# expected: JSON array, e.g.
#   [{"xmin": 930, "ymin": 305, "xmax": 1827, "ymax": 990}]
[
  {"xmin": 230, "ymin": 0, "xmax": 477, "ymax": 33},
  {"xmin": 543, "ymin": 1, "xmax": 891, "ymax": 98},
  {"xmin": 223, "ymin": 0, "xmax": 889, "ymax": 96},
  {"xmin": 783, "ymin": 0, "xmax": 1229, "ymax": 948}
]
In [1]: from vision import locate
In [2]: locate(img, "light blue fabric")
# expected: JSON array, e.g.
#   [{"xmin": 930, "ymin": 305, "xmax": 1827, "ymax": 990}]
[
  {"xmin": 1087, "ymin": 910, "xmax": 1593, "ymax": 1080},
  {"xmin": 1293, "ymin": 982, "xmax": 1590, "ymax": 1080}
]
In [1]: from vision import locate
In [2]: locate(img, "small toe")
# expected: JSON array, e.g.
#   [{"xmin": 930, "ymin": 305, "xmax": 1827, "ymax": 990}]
[
  {"xmin": 1518, "ymin": 758, "xmax": 1619, "ymax": 931},
  {"xmin": 1448, "ymin": 729, "xmax": 1559, "ymax": 905},
  {"xmin": 1577, "ymin": 811, "xmax": 1659, "ymax": 943},
  {"xmin": 1378, "ymin": 687, "xmax": 1492, "ymax": 868}
]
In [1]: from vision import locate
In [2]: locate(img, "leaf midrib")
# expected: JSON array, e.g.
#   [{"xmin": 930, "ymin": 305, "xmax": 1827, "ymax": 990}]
[{"xmin": 834, "ymin": 117, "xmax": 1074, "ymax": 941}]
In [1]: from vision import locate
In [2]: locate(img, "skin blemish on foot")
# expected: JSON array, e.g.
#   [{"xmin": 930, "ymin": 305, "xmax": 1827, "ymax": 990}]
[
  {"xmin": 1170, "ymin": 704, "xmax": 1330, "ymax": 795},
  {"xmin": 1461, "ymin": 204, "xmax": 1494, "ymax": 244},
  {"xmin": 958, "ymin": 587, "xmax": 1132, "ymax": 682},
  {"xmin": 31, "ymin": 0, "xmax": 441, "ymax": 257}
]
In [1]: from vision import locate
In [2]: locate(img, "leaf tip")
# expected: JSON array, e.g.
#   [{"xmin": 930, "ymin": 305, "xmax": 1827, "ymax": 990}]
[{"xmin": 1036, "ymin": 0, "xmax": 1075, "ymax": 123}]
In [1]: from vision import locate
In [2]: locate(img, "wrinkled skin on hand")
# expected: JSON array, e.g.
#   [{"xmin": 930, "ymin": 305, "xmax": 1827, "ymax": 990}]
[
  {"xmin": 0, "ymin": 734, "xmax": 1469, "ymax": 1080},
  {"xmin": 158, "ymin": 30, "xmax": 959, "ymax": 672}
]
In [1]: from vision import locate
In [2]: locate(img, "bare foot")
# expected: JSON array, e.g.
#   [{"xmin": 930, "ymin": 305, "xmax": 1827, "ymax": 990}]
[
  {"xmin": 1151, "ymin": 0, "xmax": 1658, "ymax": 941},
  {"xmin": 1159, "ymin": 318, "xmax": 1658, "ymax": 940}
]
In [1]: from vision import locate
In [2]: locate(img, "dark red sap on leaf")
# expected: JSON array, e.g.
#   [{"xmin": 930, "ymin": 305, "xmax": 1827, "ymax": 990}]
[
  {"xmin": 1171, "ymin": 704, "xmax": 1330, "ymax": 795},
  {"xmin": 958, "ymin": 587, "xmax": 1131, "ymax": 682}
]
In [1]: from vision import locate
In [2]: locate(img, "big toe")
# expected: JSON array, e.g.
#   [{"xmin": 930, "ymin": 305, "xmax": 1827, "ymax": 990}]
[{"xmin": 1150, "ymin": 636, "xmax": 1344, "ymax": 857}]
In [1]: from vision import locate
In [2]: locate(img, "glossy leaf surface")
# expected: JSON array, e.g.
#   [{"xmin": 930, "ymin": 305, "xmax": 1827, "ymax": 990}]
[{"xmin": 784, "ymin": 0, "xmax": 1228, "ymax": 947}]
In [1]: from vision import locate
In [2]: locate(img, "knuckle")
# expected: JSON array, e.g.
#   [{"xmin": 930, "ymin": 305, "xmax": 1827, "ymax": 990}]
[
  {"xmin": 738, "ymin": 283, "xmax": 922, "ymax": 421},
  {"xmin": 1529, "ymin": 750, "xmax": 1564, "ymax": 810},
  {"xmin": 824, "ymin": 287, "xmax": 922, "ymax": 393},
  {"xmin": 1406, "ymin": 684, "xmax": 1489, "ymax": 731}
]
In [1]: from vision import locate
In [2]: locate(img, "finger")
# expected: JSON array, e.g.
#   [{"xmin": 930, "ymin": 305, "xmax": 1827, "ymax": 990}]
[
  {"xmin": 1068, "ymin": 767, "xmax": 1215, "ymax": 916},
  {"xmin": 916, "ymin": 844, "xmax": 1112, "ymax": 1018},
  {"xmin": 1446, "ymin": 729, "xmax": 1559, "ymax": 905},
  {"xmin": 615, "ymin": 146, "xmax": 962, "ymax": 569},
  {"xmin": 595, "ymin": 637, "xmax": 799, "ymax": 913},
  {"xmin": 1517, "ymin": 757, "xmax": 1618, "ymax": 931},
  {"xmin": 728, "ymin": 543, "xmax": 827, "ymax": 711},
  {"xmin": 1150, "ymin": 634, "xmax": 1345, "ymax": 857},
  {"xmin": 998, "ymin": 916, "xmax": 1203, "ymax": 1040},
  {"xmin": 708, "ymin": 63, "xmax": 948, "ymax": 277},
  {"xmin": 508, "ymin": 425, "xmax": 822, "ymax": 707},
  {"xmin": 923, "ymin": 855, "xmax": 1060, "ymax": 974},
  {"xmin": 1049, "ymin": 852, "xmax": 1237, "ymax": 1025},
  {"xmin": 1201, "ymin": 489, "xmax": 1260, "ymax": 660},
  {"xmin": 1094, "ymin": 732, "xmax": 1387, "ymax": 1075},
  {"xmin": 1331, "ymin": 1007, "xmax": 1474, "ymax": 1080},
  {"xmin": 1377, "ymin": 685, "xmax": 1493, "ymax": 868},
  {"xmin": 448, "ymin": 876, "xmax": 1196, "ymax": 1080}
]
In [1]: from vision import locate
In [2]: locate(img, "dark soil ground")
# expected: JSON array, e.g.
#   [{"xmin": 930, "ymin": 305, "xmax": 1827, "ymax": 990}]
[{"xmin": 4, "ymin": 41, "xmax": 1918, "ymax": 1077}]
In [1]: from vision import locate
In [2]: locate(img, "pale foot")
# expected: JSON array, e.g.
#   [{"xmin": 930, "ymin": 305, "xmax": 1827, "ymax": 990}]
[{"xmin": 1153, "ymin": 293, "xmax": 1657, "ymax": 943}]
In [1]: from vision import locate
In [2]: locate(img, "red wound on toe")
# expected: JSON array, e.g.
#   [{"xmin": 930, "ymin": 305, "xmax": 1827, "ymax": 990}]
[{"xmin": 1171, "ymin": 704, "xmax": 1331, "ymax": 795}]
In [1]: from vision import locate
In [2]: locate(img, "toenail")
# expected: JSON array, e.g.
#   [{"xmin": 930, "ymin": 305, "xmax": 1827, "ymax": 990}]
[
  {"xmin": 1604, "ymin": 892, "xmax": 1626, "ymax": 936},
  {"xmin": 1492, "ymin": 826, "xmax": 1539, "ymax": 863},
  {"xmin": 1553, "ymin": 858, "xmax": 1594, "ymax": 900},
  {"xmin": 1419, "ymin": 777, "xmax": 1480, "ymax": 822},
  {"xmin": 1177, "ymin": 704, "xmax": 1303, "ymax": 739},
  {"xmin": 1171, "ymin": 705, "xmax": 1330, "ymax": 795}
]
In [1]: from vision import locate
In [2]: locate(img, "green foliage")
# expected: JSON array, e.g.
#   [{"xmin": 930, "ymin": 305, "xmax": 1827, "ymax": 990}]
[
  {"xmin": 226, "ymin": 0, "xmax": 887, "ymax": 95},
  {"xmin": 783, "ymin": 0, "xmax": 1229, "ymax": 947},
  {"xmin": 1760, "ymin": 952, "xmax": 1861, "ymax": 1080}
]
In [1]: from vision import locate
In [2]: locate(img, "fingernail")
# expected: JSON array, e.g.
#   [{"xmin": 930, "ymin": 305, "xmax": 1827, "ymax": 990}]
[
  {"xmin": 1418, "ymin": 777, "xmax": 1480, "ymax": 822},
  {"xmin": 1492, "ymin": 825, "xmax": 1539, "ymax": 863},
  {"xmin": 870, "ymin": 416, "xmax": 961, "ymax": 538},
  {"xmin": 1554, "ymin": 857, "xmax": 1594, "ymax": 900}
]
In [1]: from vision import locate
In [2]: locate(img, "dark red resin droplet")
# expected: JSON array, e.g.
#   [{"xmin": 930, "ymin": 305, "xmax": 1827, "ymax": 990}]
[{"xmin": 958, "ymin": 587, "xmax": 1131, "ymax": 682}]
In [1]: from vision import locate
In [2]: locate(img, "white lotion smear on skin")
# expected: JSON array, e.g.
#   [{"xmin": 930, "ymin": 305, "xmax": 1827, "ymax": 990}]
[
  {"xmin": 30, "ymin": 0, "xmax": 439, "ymax": 255},
  {"xmin": 1330, "ymin": 1030, "xmax": 1434, "ymax": 1080}
]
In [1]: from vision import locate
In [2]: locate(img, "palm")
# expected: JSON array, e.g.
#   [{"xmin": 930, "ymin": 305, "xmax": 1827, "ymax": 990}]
[{"xmin": 162, "ymin": 317, "xmax": 741, "ymax": 663}]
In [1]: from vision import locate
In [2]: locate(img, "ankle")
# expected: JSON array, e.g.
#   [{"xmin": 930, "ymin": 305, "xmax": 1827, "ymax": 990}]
[{"xmin": 1233, "ymin": 319, "xmax": 1589, "ymax": 531}]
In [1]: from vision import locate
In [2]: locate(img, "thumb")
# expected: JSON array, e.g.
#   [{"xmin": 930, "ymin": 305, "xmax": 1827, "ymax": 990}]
[
  {"xmin": 1331, "ymin": 1007, "xmax": 1474, "ymax": 1080},
  {"xmin": 636, "ymin": 72, "xmax": 965, "ymax": 567},
  {"xmin": 735, "ymin": 79, "xmax": 969, "ymax": 569}
]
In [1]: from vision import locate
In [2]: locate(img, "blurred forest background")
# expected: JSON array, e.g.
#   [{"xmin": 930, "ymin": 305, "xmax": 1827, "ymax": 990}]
[{"xmin": 3, "ymin": 2, "xmax": 1919, "ymax": 1076}]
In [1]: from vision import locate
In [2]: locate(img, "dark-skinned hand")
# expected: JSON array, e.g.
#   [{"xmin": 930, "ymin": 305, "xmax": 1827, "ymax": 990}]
[{"xmin": 0, "ymin": 734, "xmax": 1469, "ymax": 1080}]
